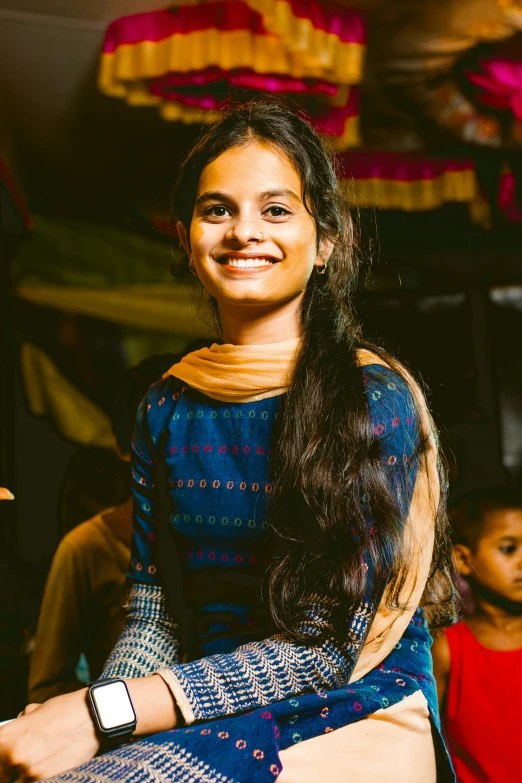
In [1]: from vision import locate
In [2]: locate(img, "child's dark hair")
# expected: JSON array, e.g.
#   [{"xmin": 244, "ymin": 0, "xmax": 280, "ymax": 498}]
[
  {"xmin": 450, "ymin": 486, "xmax": 522, "ymax": 550},
  {"xmin": 111, "ymin": 353, "xmax": 182, "ymax": 455},
  {"xmin": 59, "ymin": 353, "xmax": 187, "ymax": 536},
  {"xmin": 58, "ymin": 447, "xmax": 130, "ymax": 536},
  {"xmin": 171, "ymin": 99, "xmax": 457, "ymax": 640},
  {"xmin": 111, "ymin": 342, "xmax": 213, "ymax": 454}
]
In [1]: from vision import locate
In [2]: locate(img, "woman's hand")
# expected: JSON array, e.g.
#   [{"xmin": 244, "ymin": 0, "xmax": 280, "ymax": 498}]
[
  {"xmin": 0, "ymin": 688, "xmax": 100, "ymax": 782},
  {"xmin": 0, "ymin": 675, "xmax": 178, "ymax": 781},
  {"xmin": 0, "ymin": 488, "xmax": 14, "ymax": 500}
]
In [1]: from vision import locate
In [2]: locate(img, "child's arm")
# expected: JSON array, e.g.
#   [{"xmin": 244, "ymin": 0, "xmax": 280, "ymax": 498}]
[{"xmin": 431, "ymin": 631, "xmax": 451, "ymax": 712}]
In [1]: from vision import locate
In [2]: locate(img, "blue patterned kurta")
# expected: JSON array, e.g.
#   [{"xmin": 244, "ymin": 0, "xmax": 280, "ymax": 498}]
[{"xmin": 44, "ymin": 365, "xmax": 454, "ymax": 782}]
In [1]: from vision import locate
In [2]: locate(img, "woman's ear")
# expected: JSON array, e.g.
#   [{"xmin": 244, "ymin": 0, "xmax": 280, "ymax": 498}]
[
  {"xmin": 315, "ymin": 237, "xmax": 334, "ymax": 270},
  {"xmin": 453, "ymin": 543, "xmax": 473, "ymax": 577},
  {"xmin": 177, "ymin": 221, "xmax": 191, "ymax": 259}
]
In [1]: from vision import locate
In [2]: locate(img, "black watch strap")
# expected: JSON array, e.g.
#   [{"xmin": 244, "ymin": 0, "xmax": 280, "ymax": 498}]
[{"xmin": 98, "ymin": 729, "xmax": 133, "ymax": 753}]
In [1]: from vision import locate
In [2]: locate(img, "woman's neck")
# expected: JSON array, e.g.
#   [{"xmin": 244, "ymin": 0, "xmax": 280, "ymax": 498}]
[{"xmin": 218, "ymin": 296, "xmax": 303, "ymax": 346}]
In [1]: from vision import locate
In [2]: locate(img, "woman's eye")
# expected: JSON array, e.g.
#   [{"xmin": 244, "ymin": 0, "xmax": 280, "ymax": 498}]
[
  {"xmin": 204, "ymin": 205, "xmax": 230, "ymax": 218},
  {"xmin": 264, "ymin": 206, "xmax": 291, "ymax": 218},
  {"xmin": 499, "ymin": 544, "xmax": 516, "ymax": 555}
]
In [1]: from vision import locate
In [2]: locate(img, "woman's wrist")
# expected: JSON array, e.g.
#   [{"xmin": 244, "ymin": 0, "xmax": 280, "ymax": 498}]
[{"xmin": 125, "ymin": 674, "xmax": 178, "ymax": 736}]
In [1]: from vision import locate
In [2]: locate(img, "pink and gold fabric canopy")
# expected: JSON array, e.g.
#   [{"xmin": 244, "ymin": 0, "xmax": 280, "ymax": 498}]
[
  {"xmin": 338, "ymin": 152, "xmax": 478, "ymax": 211},
  {"xmin": 98, "ymin": 0, "xmax": 365, "ymax": 149}
]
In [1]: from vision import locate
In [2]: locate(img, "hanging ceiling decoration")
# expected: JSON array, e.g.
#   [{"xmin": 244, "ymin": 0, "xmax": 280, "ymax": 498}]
[
  {"xmin": 339, "ymin": 152, "xmax": 479, "ymax": 211},
  {"xmin": 461, "ymin": 34, "xmax": 522, "ymax": 146},
  {"xmin": 98, "ymin": 1, "xmax": 366, "ymax": 149},
  {"xmin": 92, "ymin": 1, "xmax": 522, "ymax": 221}
]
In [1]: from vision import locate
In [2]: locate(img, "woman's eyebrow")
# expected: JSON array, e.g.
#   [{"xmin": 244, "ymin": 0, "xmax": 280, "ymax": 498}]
[
  {"xmin": 195, "ymin": 191, "xmax": 232, "ymax": 207},
  {"xmin": 259, "ymin": 188, "xmax": 300, "ymax": 202},
  {"xmin": 195, "ymin": 188, "xmax": 301, "ymax": 207}
]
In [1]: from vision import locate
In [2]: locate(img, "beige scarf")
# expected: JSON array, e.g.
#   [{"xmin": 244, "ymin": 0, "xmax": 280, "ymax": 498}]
[{"xmin": 163, "ymin": 337, "xmax": 300, "ymax": 402}]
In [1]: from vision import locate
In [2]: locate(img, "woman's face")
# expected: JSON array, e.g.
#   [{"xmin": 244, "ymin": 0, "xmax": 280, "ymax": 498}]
[{"xmin": 178, "ymin": 141, "xmax": 329, "ymax": 311}]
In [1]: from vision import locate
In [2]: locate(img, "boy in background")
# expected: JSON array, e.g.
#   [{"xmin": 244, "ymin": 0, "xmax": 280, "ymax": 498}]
[
  {"xmin": 28, "ymin": 354, "xmax": 178, "ymax": 702},
  {"xmin": 432, "ymin": 487, "xmax": 522, "ymax": 783}
]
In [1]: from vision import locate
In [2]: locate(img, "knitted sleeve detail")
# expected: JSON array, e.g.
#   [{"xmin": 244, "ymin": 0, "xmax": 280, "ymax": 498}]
[
  {"xmin": 101, "ymin": 583, "xmax": 181, "ymax": 680},
  {"xmin": 156, "ymin": 599, "xmax": 374, "ymax": 724}
]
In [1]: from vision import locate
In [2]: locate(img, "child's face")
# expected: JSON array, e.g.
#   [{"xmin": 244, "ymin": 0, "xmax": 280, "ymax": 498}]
[
  {"xmin": 177, "ymin": 141, "xmax": 330, "ymax": 312},
  {"xmin": 456, "ymin": 508, "xmax": 522, "ymax": 604}
]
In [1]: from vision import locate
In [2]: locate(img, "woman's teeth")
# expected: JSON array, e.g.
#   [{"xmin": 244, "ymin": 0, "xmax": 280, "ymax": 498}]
[{"xmin": 223, "ymin": 258, "xmax": 275, "ymax": 268}]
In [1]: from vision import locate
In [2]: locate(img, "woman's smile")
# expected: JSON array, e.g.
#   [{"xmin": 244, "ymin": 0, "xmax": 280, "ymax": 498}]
[{"xmin": 216, "ymin": 251, "xmax": 283, "ymax": 275}]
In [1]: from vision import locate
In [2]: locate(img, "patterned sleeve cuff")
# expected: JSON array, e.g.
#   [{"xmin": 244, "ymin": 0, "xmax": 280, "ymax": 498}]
[
  {"xmin": 155, "ymin": 668, "xmax": 196, "ymax": 725},
  {"xmin": 153, "ymin": 653, "xmax": 265, "ymax": 723}
]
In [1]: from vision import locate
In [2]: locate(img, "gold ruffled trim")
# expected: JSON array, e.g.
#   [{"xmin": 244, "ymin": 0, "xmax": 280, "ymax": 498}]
[
  {"xmin": 99, "ymin": 32, "xmax": 361, "ymax": 144},
  {"xmin": 99, "ymin": 27, "xmax": 364, "ymax": 104},
  {"xmin": 244, "ymin": 0, "xmax": 364, "ymax": 82},
  {"xmin": 329, "ymin": 115, "xmax": 360, "ymax": 151},
  {"xmin": 341, "ymin": 169, "xmax": 477, "ymax": 211}
]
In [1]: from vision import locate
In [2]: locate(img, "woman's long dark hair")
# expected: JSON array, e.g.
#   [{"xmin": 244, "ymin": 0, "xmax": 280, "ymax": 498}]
[{"xmin": 171, "ymin": 100, "xmax": 457, "ymax": 641}]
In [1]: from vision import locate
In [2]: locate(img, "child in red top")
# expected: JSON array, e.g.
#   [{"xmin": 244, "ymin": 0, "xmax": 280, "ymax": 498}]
[{"xmin": 432, "ymin": 488, "xmax": 522, "ymax": 783}]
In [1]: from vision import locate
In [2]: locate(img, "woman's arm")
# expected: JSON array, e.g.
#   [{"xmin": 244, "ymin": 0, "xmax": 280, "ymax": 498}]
[
  {"xmin": 155, "ymin": 368, "xmax": 421, "ymax": 724},
  {"xmin": 101, "ymin": 390, "xmax": 182, "ymax": 680},
  {"xmin": 101, "ymin": 583, "xmax": 181, "ymax": 678}
]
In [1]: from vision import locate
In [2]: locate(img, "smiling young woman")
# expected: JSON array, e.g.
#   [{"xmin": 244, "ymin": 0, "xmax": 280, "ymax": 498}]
[{"xmin": 0, "ymin": 102, "xmax": 457, "ymax": 783}]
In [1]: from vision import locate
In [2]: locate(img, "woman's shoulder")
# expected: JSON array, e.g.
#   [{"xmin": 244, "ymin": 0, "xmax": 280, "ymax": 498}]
[
  {"xmin": 360, "ymin": 363, "xmax": 418, "ymax": 432},
  {"xmin": 137, "ymin": 374, "xmax": 184, "ymax": 430}
]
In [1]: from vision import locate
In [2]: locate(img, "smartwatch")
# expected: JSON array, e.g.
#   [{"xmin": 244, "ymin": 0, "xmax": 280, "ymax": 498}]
[{"xmin": 87, "ymin": 678, "xmax": 137, "ymax": 751}]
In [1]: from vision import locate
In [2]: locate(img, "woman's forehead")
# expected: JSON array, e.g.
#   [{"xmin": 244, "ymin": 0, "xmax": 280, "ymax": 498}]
[{"xmin": 196, "ymin": 141, "xmax": 302, "ymax": 199}]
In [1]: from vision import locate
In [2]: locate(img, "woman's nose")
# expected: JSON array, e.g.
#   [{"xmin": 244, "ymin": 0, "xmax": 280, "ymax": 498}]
[{"xmin": 225, "ymin": 219, "xmax": 264, "ymax": 244}]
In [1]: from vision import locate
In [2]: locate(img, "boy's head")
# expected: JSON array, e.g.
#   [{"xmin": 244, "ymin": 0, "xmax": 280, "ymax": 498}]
[
  {"xmin": 110, "ymin": 353, "xmax": 180, "ymax": 458},
  {"xmin": 110, "ymin": 341, "xmax": 212, "ymax": 458},
  {"xmin": 450, "ymin": 487, "xmax": 522, "ymax": 604},
  {"xmin": 59, "ymin": 353, "xmax": 181, "ymax": 534}
]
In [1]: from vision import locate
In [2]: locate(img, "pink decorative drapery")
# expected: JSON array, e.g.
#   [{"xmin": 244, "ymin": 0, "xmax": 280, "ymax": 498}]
[
  {"xmin": 338, "ymin": 151, "xmax": 478, "ymax": 211},
  {"xmin": 98, "ymin": 1, "xmax": 365, "ymax": 148}
]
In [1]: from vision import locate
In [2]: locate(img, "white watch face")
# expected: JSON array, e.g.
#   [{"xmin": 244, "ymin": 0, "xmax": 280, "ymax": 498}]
[{"xmin": 92, "ymin": 681, "xmax": 135, "ymax": 730}]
